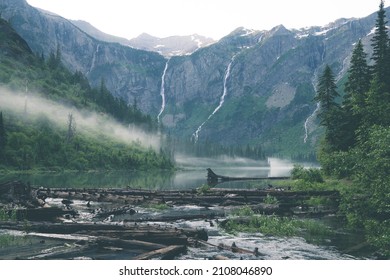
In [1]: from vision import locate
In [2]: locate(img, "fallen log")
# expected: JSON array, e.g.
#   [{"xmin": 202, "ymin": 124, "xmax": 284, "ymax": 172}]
[
  {"xmin": 15, "ymin": 207, "xmax": 77, "ymax": 221},
  {"xmin": 191, "ymin": 239, "xmax": 262, "ymax": 257},
  {"xmin": 207, "ymin": 168, "xmax": 290, "ymax": 185},
  {"xmin": 133, "ymin": 245, "xmax": 186, "ymax": 260},
  {"xmin": 0, "ymin": 221, "xmax": 208, "ymax": 245}
]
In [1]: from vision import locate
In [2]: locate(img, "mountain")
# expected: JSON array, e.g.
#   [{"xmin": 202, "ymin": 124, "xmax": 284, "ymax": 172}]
[
  {"xmin": 159, "ymin": 19, "xmax": 377, "ymax": 155},
  {"xmin": 71, "ymin": 21, "xmax": 215, "ymax": 57},
  {"xmin": 70, "ymin": 20, "xmax": 132, "ymax": 46},
  {"xmin": 1, "ymin": 0, "xmax": 166, "ymax": 115},
  {"xmin": 128, "ymin": 33, "xmax": 215, "ymax": 57},
  {"xmin": 0, "ymin": 17, "xmax": 172, "ymax": 171},
  {"xmin": 1, "ymin": 0, "xmax": 386, "ymax": 157}
]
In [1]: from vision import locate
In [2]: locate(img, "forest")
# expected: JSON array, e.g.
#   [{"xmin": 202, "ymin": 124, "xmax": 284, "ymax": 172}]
[
  {"xmin": 312, "ymin": 1, "xmax": 389, "ymax": 257},
  {"xmin": 0, "ymin": 17, "xmax": 172, "ymax": 171}
]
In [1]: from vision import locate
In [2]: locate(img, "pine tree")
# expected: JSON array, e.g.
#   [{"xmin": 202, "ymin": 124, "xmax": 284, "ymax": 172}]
[
  {"xmin": 367, "ymin": 1, "xmax": 390, "ymax": 126},
  {"xmin": 314, "ymin": 65, "xmax": 341, "ymax": 149},
  {"xmin": 371, "ymin": 0, "xmax": 390, "ymax": 91},
  {"xmin": 344, "ymin": 40, "xmax": 371, "ymax": 113},
  {"xmin": 341, "ymin": 40, "xmax": 371, "ymax": 149}
]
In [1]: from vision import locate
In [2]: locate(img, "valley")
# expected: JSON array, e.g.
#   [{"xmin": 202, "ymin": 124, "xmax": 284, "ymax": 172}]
[
  {"xmin": 1, "ymin": 0, "xmax": 389, "ymax": 261},
  {"xmin": 1, "ymin": 0, "xmax": 386, "ymax": 156}
]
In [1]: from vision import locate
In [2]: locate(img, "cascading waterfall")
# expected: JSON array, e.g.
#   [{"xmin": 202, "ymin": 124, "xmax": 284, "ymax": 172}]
[
  {"xmin": 303, "ymin": 72, "xmax": 320, "ymax": 144},
  {"xmin": 88, "ymin": 44, "xmax": 100, "ymax": 74},
  {"xmin": 157, "ymin": 60, "xmax": 169, "ymax": 123},
  {"xmin": 303, "ymin": 102, "xmax": 320, "ymax": 143},
  {"xmin": 192, "ymin": 54, "xmax": 237, "ymax": 143}
]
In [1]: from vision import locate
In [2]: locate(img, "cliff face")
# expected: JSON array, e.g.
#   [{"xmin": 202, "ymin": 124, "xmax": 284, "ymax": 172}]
[
  {"xmin": 1, "ymin": 0, "xmax": 382, "ymax": 155},
  {"xmin": 1, "ymin": 0, "xmax": 166, "ymax": 114}
]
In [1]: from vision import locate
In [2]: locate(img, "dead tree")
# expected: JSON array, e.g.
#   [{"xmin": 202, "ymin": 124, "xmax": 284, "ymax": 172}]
[{"xmin": 67, "ymin": 113, "xmax": 76, "ymax": 142}]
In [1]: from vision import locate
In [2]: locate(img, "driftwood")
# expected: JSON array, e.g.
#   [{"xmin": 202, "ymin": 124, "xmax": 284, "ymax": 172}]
[
  {"xmin": 207, "ymin": 168, "xmax": 290, "ymax": 185},
  {"xmin": 1, "ymin": 180, "xmax": 342, "ymax": 260},
  {"xmin": 133, "ymin": 245, "xmax": 186, "ymax": 260},
  {"xmin": 15, "ymin": 207, "xmax": 77, "ymax": 221},
  {"xmin": 192, "ymin": 239, "xmax": 263, "ymax": 257}
]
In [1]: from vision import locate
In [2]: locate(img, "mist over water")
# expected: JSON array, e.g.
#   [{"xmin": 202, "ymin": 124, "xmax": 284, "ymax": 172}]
[
  {"xmin": 175, "ymin": 154, "xmax": 296, "ymax": 178},
  {"xmin": 0, "ymin": 87, "xmax": 161, "ymax": 150}
]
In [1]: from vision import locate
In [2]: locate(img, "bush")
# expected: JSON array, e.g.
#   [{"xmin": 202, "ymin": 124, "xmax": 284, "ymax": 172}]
[{"xmin": 291, "ymin": 165, "xmax": 324, "ymax": 183}]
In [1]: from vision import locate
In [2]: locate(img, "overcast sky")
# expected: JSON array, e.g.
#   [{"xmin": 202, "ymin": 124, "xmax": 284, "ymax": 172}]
[{"xmin": 26, "ymin": 0, "xmax": 383, "ymax": 40}]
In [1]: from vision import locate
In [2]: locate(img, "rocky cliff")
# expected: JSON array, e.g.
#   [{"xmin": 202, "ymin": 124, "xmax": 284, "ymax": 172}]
[{"xmin": 1, "ymin": 0, "xmax": 384, "ymax": 156}]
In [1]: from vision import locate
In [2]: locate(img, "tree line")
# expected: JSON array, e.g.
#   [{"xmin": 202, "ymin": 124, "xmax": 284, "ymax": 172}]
[
  {"xmin": 0, "ymin": 18, "xmax": 171, "ymax": 171},
  {"xmin": 314, "ymin": 1, "xmax": 389, "ymax": 256}
]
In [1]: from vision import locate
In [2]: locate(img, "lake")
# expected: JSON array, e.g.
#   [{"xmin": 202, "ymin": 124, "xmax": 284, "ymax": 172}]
[{"xmin": 1, "ymin": 157, "xmax": 312, "ymax": 190}]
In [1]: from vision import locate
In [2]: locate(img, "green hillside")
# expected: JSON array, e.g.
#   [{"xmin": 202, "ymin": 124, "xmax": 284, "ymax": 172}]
[{"xmin": 0, "ymin": 18, "xmax": 172, "ymax": 171}]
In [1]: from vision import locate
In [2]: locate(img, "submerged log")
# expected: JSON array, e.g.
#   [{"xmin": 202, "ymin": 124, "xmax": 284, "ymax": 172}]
[
  {"xmin": 0, "ymin": 220, "xmax": 208, "ymax": 246},
  {"xmin": 207, "ymin": 168, "xmax": 290, "ymax": 185},
  {"xmin": 15, "ymin": 207, "xmax": 77, "ymax": 221}
]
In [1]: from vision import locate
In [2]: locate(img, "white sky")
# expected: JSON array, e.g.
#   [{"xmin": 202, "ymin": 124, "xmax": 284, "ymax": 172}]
[{"xmin": 26, "ymin": 0, "xmax": 383, "ymax": 40}]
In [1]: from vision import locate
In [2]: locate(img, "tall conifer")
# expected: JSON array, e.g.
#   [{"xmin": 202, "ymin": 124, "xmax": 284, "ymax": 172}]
[
  {"xmin": 314, "ymin": 65, "xmax": 341, "ymax": 149},
  {"xmin": 345, "ymin": 40, "xmax": 371, "ymax": 114},
  {"xmin": 367, "ymin": 0, "xmax": 390, "ymax": 126},
  {"xmin": 371, "ymin": 0, "xmax": 390, "ymax": 91}
]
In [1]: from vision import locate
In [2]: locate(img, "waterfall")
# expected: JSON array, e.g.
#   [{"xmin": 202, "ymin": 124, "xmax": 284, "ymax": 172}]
[
  {"xmin": 192, "ymin": 54, "xmax": 237, "ymax": 142},
  {"xmin": 88, "ymin": 44, "xmax": 100, "ymax": 74},
  {"xmin": 157, "ymin": 60, "xmax": 169, "ymax": 123},
  {"xmin": 303, "ymin": 72, "xmax": 320, "ymax": 144},
  {"xmin": 303, "ymin": 102, "xmax": 320, "ymax": 143}
]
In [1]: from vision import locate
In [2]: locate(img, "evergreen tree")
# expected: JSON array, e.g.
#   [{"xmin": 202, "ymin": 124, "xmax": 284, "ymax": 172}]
[
  {"xmin": 367, "ymin": 1, "xmax": 390, "ymax": 126},
  {"xmin": 314, "ymin": 65, "xmax": 341, "ymax": 149},
  {"xmin": 371, "ymin": 0, "xmax": 390, "ymax": 91},
  {"xmin": 345, "ymin": 40, "xmax": 371, "ymax": 113},
  {"xmin": 341, "ymin": 40, "xmax": 371, "ymax": 148}
]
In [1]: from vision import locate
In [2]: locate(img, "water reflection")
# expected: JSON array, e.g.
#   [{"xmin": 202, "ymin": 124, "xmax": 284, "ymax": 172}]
[{"xmin": 1, "ymin": 157, "xmax": 317, "ymax": 189}]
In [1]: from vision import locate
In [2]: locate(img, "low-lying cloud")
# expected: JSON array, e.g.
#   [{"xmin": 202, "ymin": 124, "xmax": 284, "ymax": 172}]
[{"xmin": 0, "ymin": 87, "xmax": 161, "ymax": 150}]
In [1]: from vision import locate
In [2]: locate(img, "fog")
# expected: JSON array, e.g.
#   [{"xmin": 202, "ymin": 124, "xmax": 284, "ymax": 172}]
[
  {"xmin": 175, "ymin": 154, "xmax": 318, "ymax": 179},
  {"xmin": 0, "ymin": 87, "xmax": 161, "ymax": 150}
]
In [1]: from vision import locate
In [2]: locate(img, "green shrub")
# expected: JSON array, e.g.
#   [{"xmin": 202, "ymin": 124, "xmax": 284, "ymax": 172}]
[
  {"xmin": 291, "ymin": 164, "xmax": 324, "ymax": 183},
  {"xmin": 263, "ymin": 194, "xmax": 279, "ymax": 205}
]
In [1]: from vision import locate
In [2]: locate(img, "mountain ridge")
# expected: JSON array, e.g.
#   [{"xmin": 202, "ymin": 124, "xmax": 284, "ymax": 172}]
[{"xmin": 1, "ymin": 0, "xmax": 387, "ymax": 157}]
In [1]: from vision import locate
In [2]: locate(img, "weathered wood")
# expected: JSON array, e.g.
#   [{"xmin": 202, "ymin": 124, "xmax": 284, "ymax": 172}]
[
  {"xmin": 192, "ymin": 238, "xmax": 262, "ymax": 257},
  {"xmin": 95, "ymin": 236, "xmax": 165, "ymax": 251},
  {"xmin": 133, "ymin": 245, "xmax": 186, "ymax": 260},
  {"xmin": 213, "ymin": 255, "xmax": 230, "ymax": 260},
  {"xmin": 15, "ymin": 207, "xmax": 77, "ymax": 221},
  {"xmin": 0, "ymin": 221, "xmax": 208, "ymax": 246},
  {"xmin": 207, "ymin": 168, "xmax": 290, "ymax": 185}
]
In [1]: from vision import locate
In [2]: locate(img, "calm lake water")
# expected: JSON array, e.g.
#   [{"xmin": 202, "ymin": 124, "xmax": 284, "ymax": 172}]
[
  {"xmin": 0, "ymin": 157, "xmax": 376, "ymax": 259},
  {"xmin": 1, "ymin": 157, "xmax": 312, "ymax": 189}
]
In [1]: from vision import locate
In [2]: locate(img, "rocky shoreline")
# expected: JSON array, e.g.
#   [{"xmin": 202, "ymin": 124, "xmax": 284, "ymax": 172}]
[{"xmin": 0, "ymin": 180, "xmax": 342, "ymax": 260}]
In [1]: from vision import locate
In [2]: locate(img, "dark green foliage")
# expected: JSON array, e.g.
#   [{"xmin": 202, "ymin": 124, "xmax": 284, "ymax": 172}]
[
  {"xmin": 0, "ymin": 18, "xmax": 171, "ymax": 171},
  {"xmin": 344, "ymin": 40, "xmax": 371, "ymax": 112},
  {"xmin": 314, "ymin": 65, "xmax": 342, "ymax": 150},
  {"xmin": 291, "ymin": 164, "xmax": 324, "ymax": 183},
  {"xmin": 1, "ymin": 111, "xmax": 172, "ymax": 171},
  {"xmin": 316, "ymin": 2, "xmax": 390, "ymax": 257},
  {"xmin": 371, "ymin": 1, "xmax": 390, "ymax": 92},
  {"xmin": 340, "ymin": 40, "xmax": 371, "ymax": 149}
]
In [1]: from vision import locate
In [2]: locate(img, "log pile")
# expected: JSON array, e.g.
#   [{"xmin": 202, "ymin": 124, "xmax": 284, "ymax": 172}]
[{"xmin": 0, "ymin": 180, "xmax": 341, "ymax": 259}]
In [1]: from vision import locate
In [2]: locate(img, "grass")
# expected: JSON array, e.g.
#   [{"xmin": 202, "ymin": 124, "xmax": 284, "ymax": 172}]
[
  {"xmin": 263, "ymin": 194, "xmax": 279, "ymax": 205},
  {"xmin": 0, "ymin": 208, "xmax": 17, "ymax": 222},
  {"xmin": 196, "ymin": 184, "xmax": 211, "ymax": 195},
  {"xmin": 142, "ymin": 202, "xmax": 170, "ymax": 211},
  {"xmin": 0, "ymin": 208, "xmax": 31, "ymax": 248},
  {"xmin": 222, "ymin": 206, "xmax": 332, "ymax": 243}
]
